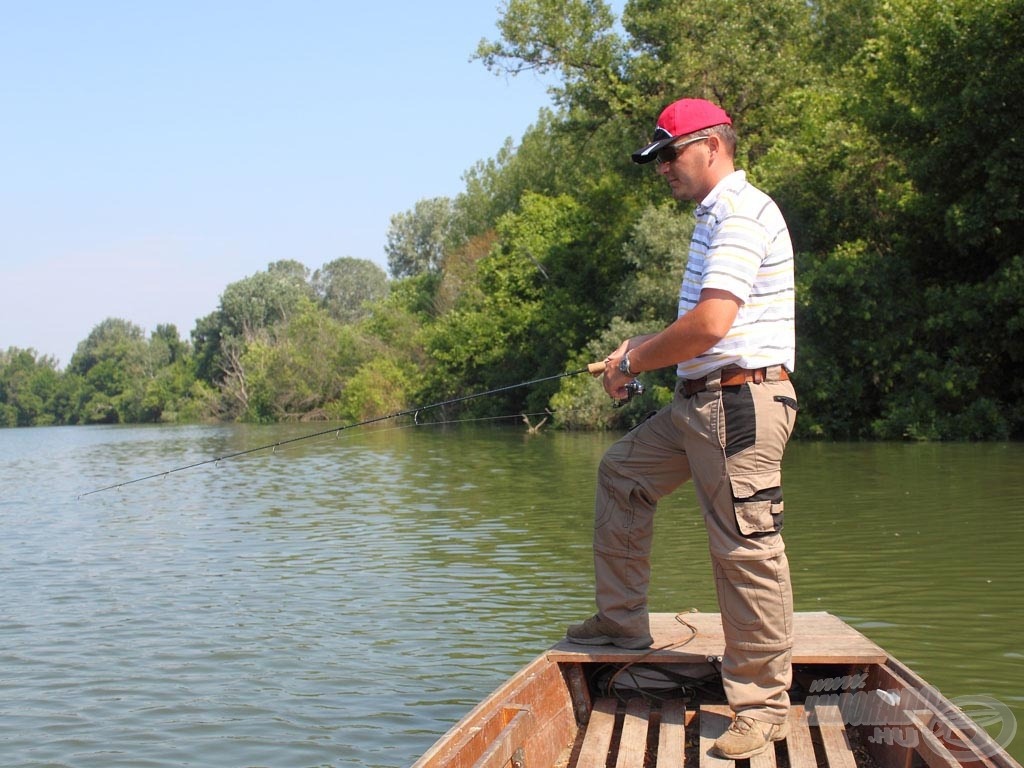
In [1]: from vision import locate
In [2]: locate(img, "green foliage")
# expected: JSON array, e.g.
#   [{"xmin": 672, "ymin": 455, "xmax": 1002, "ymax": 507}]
[
  {"xmin": 193, "ymin": 260, "xmax": 315, "ymax": 383},
  {"xmin": 385, "ymin": 197, "xmax": 456, "ymax": 279},
  {"xmin": 312, "ymin": 257, "xmax": 389, "ymax": 324},
  {"xmin": 141, "ymin": 357, "xmax": 200, "ymax": 423},
  {"xmin": 457, "ymin": 114, "xmax": 572, "ymax": 240},
  {"xmin": 476, "ymin": 0, "xmax": 624, "ymax": 114},
  {"xmin": 0, "ymin": 348, "xmax": 62, "ymax": 426},
  {"xmin": 647, "ymin": 0, "xmax": 1019, "ymax": 439},
  {"xmin": 4, "ymin": 320, "xmax": 202, "ymax": 426},
  {"xmin": 792, "ymin": 242, "xmax": 912, "ymax": 438},
  {"xmin": 422, "ymin": 190, "xmax": 629, "ymax": 416},
  {"xmin": 616, "ymin": 203, "xmax": 694, "ymax": 323},
  {"xmin": 67, "ymin": 318, "xmax": 151, "ymax": 423},
  {"xmin": 231, "ymin": 299, "xmax": 363, "ymax": 423},
  {"xmin": 428, "ymin": 192, "xmax": 574, "ymax": 366},
  {"xmin": 332, "ymin": 357, "xmax": 413, "ymax": 424},
  {"xmin": 551, "ymin": 318, "xmax": 674, "ymax": 430},
  {"xmin": 623, "ymin": 0, "xmax": 817, "ymax": 132},
  {"xmin": 219, "ymin": 260, "xmax": 313, "ymax": 338},
  {"xmin": 855, "ymin": 0, "xmax": 1023, "ymax": 283}
]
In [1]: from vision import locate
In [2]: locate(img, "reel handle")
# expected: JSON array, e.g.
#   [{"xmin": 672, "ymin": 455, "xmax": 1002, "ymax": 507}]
[{"xmin": 586, "ymin": 360, "xmax": 644, "ymax": 406}]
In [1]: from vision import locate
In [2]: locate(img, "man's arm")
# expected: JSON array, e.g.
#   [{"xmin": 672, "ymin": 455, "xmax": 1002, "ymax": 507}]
[{"xmin": 603, "ymin": 289, "xmax": 741, "ymax": 398}]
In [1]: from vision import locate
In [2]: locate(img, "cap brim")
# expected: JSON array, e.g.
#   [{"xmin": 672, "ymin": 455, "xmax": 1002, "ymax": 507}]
[{"xmin": 631, "ymin": 134, "xmax": 676, "ymax": 164}]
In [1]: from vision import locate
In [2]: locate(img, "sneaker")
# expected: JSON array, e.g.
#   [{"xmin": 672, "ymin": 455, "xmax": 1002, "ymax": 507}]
[
  {"xmin": 713, "ymin": 715, "xmax": 789, "ymax": 760},
  {"xmin": 565, "ymin": 614, "xmax": 653, "ymax": 650}
]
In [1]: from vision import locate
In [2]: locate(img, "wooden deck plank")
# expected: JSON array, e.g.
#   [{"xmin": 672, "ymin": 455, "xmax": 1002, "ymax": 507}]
[
  {"xmin": 699, "ymin": 704, "xmax": 735, "ymax": 768},
  {"xmin": 785, "ymin": 706, "xmax": 819, "ymax": 768},
  {"xmin": 749, "ymin": 744, "xmax": 778, "ymax": 768},
  {"xmin": 656, "ymin": 700, "xmax": 687, "ymax": 767},
  {"xmin": 616, "ymin": 698, "xmax": 652, "ymax": 768},
  {"xmin": 577, "ymin": 697, "xmax": 618, "ymax": 767},
  {"xmin": 549, "ymin": 612, "xmax": 887, "ymax": 665},
  {"xmin": 814, "ymin": 703, "xmax": 858, "ymax": 768}
]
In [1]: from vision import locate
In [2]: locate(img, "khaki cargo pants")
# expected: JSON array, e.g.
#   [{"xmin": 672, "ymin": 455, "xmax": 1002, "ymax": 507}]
[{"xmin": 593, "ymin": 366, "xmax": 797, "ymax": 724}]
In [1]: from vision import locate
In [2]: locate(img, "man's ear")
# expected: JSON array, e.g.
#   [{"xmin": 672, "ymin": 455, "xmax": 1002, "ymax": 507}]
[{"xmin": 705, "ymin": 133, "xmax": 721, "ymax": 163}]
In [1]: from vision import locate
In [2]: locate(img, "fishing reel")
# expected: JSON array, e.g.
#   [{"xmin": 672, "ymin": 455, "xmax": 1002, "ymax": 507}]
[{"xmin": 613, "ymin": 378, "xmax": 645, "ymax": 408}]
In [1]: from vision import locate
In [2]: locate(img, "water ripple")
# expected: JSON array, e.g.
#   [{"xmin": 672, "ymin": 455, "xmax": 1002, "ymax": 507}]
[{"xmin": 1, "ymin": 427, "xmax": 1021, "ymax": 766}]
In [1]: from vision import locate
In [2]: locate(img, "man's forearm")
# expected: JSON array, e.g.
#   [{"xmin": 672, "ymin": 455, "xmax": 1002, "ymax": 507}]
[{"xmin": 628, "ymin": 292, "xmax": 740, "ymax": 373}]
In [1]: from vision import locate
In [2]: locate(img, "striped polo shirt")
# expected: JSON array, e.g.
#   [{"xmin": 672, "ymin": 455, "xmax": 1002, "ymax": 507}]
[{"xmin": 677, "ymin": 170, "xmax": 795, "ymax": 379}]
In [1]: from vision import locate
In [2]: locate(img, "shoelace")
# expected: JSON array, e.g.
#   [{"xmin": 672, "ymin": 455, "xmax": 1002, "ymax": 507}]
[{"xmin": 727, "ymin": 717, "xmax": 756, "ymax": 735}]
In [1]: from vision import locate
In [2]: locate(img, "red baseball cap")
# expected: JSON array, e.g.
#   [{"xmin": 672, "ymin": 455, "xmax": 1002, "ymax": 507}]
[{"xmin": 632, "ymin": 98, "xmax": 732, "ymax": 164}]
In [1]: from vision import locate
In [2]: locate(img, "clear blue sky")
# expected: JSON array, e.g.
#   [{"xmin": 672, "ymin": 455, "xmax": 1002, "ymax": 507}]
[{"xmin": 0, "ymin": 2, "xmax": 568, "ymax": 367}]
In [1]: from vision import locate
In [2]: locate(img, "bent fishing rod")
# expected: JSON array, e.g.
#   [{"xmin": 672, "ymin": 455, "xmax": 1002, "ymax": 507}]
[{"xmin": 78, "ymin": 361, "xmax": 644, "ymax": 499}]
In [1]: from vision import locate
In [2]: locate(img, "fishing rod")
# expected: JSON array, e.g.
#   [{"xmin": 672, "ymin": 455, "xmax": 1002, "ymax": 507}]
[{"xmin": 78, "ymin": 360, "xmax": 644, "ymax": 499}]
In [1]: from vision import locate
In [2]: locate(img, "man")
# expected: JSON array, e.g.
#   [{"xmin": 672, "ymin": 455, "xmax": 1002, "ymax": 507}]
[{"xmin": 566, "ymin": 98, "xmax": 798, "ymax": 761}]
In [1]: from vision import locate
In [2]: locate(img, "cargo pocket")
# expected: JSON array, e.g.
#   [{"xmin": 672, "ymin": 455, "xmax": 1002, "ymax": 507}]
[{"xmin": 729, "ymin": 472, "xmax": 784, "ymax": 537}]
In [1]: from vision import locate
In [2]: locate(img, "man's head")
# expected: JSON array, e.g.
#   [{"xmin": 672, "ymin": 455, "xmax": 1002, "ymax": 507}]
[{"xmin": 632, "ymin": 98, "xmax": 736, "ymax": 201}]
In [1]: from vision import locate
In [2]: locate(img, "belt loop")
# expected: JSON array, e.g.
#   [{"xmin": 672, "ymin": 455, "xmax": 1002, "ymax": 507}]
[
  {"xmin": 705, "ymin": 368, "xmax": 724, "ymax": 392},
  {"xmin": 765, "ymin": 365, "xmax": 782, "ymax": 382}
]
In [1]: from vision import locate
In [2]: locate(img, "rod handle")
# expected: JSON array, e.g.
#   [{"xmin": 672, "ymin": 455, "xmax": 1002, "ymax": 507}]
[{"xmin": 588, "ymin": 361, "xmax": 606, "ymax": 374}]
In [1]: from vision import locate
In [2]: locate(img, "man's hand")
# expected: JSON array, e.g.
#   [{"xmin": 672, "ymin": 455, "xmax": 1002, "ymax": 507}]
[{"xmin": 603, "ymin": 351, "xmax": 634, "ymax": 402}]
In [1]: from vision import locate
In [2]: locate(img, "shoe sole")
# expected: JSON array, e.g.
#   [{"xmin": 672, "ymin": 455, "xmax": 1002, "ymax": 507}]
[{"xmin": 564, "ymin": 633, "xmax": 653, "ymax": 650}]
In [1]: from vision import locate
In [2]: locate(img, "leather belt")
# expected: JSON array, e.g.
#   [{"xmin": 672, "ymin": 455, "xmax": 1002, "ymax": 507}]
[{"xmin": 682, "ymin": 366, "xmax": 789, "ymax": 397}]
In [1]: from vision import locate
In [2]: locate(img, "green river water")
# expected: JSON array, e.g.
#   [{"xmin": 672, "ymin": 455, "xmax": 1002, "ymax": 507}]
[{"xmin": 1, "ymin": 423, "xmax": 1021, "ymax": 766}]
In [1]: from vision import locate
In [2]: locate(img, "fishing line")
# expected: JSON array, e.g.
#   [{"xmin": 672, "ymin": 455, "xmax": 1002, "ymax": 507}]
[{"xmin": 78, "ymin": 362, "xmax": 611, "ymax": 499}]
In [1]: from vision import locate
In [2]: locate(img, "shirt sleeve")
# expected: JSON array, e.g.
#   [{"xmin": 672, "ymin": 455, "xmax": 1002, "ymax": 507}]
[{"xmin": 699, "ymin": 212, "xmax": 767, "ymax": 304}]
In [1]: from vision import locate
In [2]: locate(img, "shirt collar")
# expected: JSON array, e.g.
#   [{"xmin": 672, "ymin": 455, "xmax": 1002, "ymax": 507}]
[{"xmin": 695, "ymin": 170, "xmax": 746, "ymax": 216}]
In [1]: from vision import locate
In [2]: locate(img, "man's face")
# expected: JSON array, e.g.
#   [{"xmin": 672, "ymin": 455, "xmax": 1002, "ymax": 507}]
[{"xmin": 655, "ymin": 135, "xmax": 710, "ymax": 202}]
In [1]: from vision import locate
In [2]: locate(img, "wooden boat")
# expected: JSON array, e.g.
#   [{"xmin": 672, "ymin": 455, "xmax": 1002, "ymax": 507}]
[{"xmin": 412, "ymin": 612, "xmax": 1020, "ymax": 768}]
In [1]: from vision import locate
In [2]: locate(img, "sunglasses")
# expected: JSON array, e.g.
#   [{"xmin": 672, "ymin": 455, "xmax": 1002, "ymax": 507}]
[{"xmin": 655, "ymin": 135, "xmax": 710, "ymax": 165}]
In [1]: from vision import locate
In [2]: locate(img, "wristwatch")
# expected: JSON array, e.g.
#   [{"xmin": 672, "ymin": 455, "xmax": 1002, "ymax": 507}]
[{"xmin": 618, "ymin": 352, "xmax": 633, "ymax": 376}]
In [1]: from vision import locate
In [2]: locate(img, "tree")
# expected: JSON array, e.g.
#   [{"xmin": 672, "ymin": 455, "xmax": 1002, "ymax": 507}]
[
  {"xmin": 334, "ymin": 357, "xmax": 413, "ymax": 423},
  {"xmin": 68, "ymin": 318, "xmax": 146, "ymax": 377},
  {"xmin": 67, "ymin": 318, "xmax": 152, "ymax": 423},
  {"xmin": 0, "ymin": 348, "xmax": 62, "ymax": 426},
  {"xmin": 57, "ymin": 319, "xmax": 199, "ymax": 424},
  {"xmin": 861, "ymin": 0, "xmax": 1023, "ymax": 278},
  {"xmin": 805, "ymin": 0, "xmax": 1024, "ymax": 438},
  {"xmin": 476, "ymin": 0, "xmax": 628, "ymax": 119},
  {"xmin": 478, "ymin": 0, "xmax": 818, "ymax": 165},
  {"xmin": 422, "ymin": 190, "xmax": 633, "ymax": 415},
  {"xmin": 614, "ymin": 202, "xmax": 693, "ymax": 324},
  {"xmin": 311, "ymin": 257, "xmax": 389, "ymax": 324},
  {"xmin": 217, "ymin": 260, "xmax": 313, "ymax": 341},
  {"xmin": 192, "ymin": 260, "xmax": 315, "ymax": 387},
  {"xmin": 136, "ymin": 324, "xmax": 200, "ymax": 422},
  {"xmin": 150, "ymin": 323, "xmax": 188, "ymax": 366},
  {"xmin": 385, "ymin": 197, "xmax": 456, "ymax": 278},
  {"xmin": 622, "ymin": 0, "xmax": 818, "ymax": 151},
  {"xmin": 230, "ymin": 299, "xmax": 371, "ymax": 423}
]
